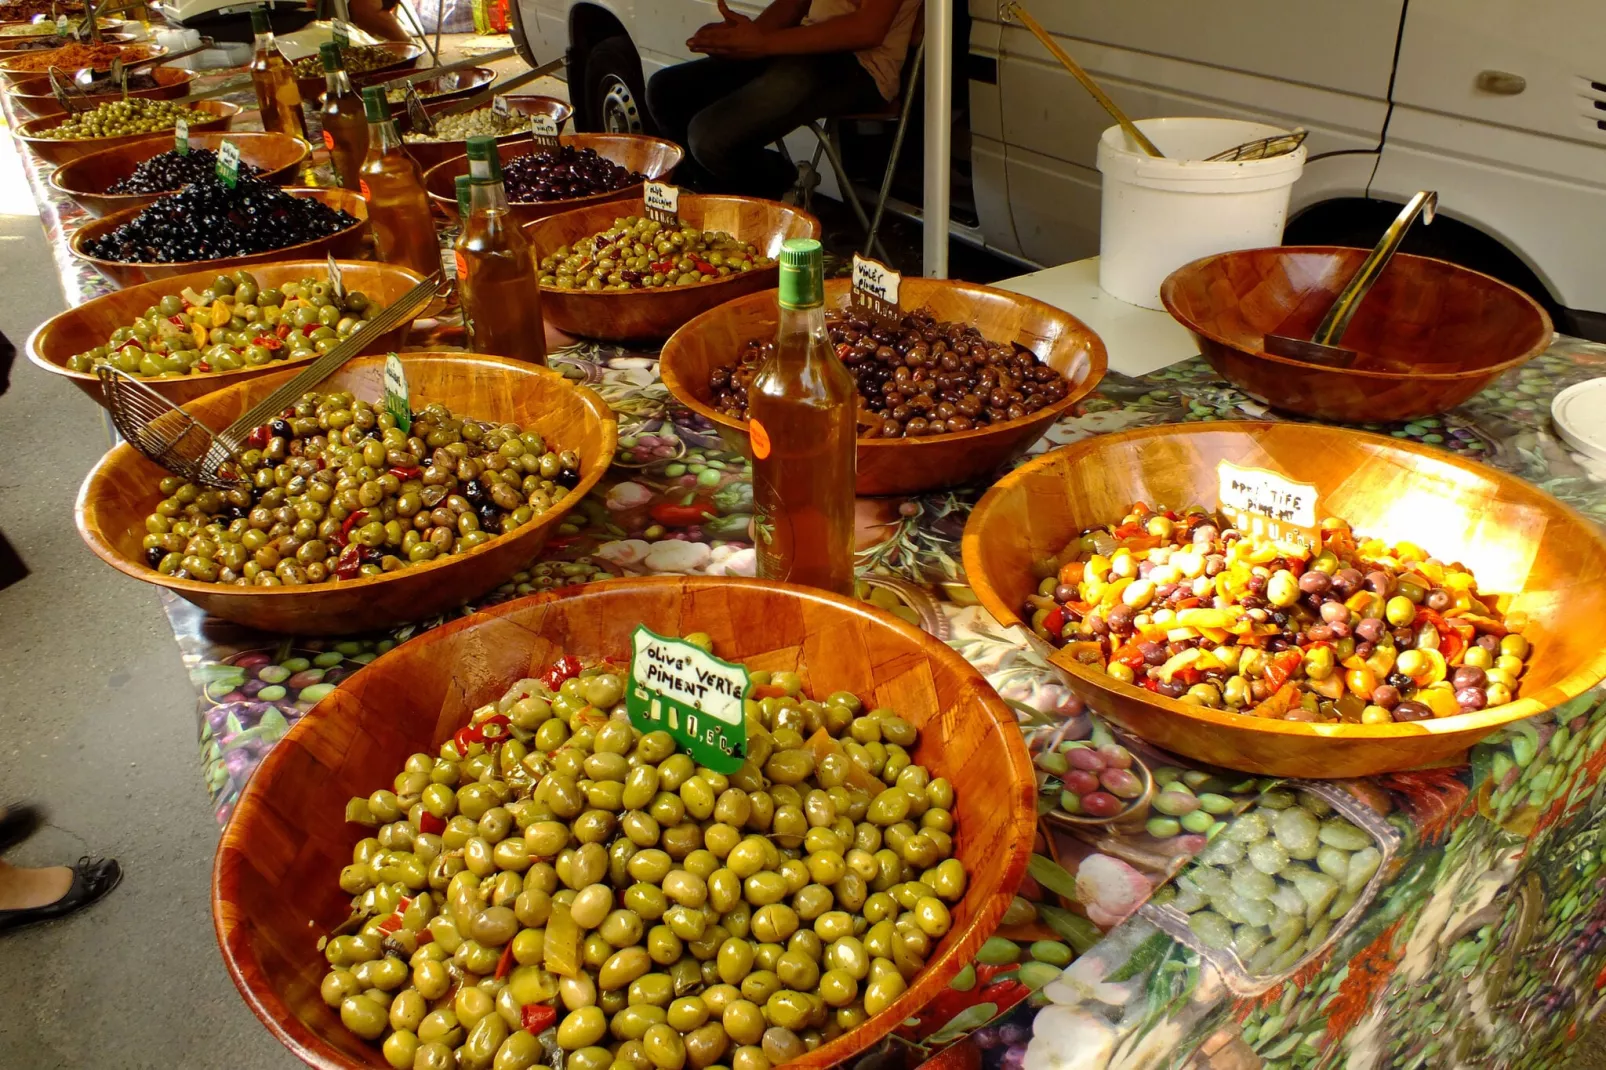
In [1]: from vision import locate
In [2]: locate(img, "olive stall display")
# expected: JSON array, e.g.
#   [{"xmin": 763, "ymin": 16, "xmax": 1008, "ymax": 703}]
[
  {"xmin": 141, "ymin": 394, "xmax": 583, "ymax": 585},
  {"xmin": 708, "ymin": 308, "xmax": 1071, "ymax": 439},
  {"xmin": 324, "ymin": 652, "xmax": 967, "ymax": 1070},
  {"xmin": 402, "ymin": 106, "xmax": 531, "ymax": 142},
  {"xmin": 64, "ymin": 270, "xmax": 384, "ymax": 376},
  {"xmin": 1030, "ymin": 502, "xmax": 1533, "ymax": 724},
  {"xmin": 105, "ymin": 147, "xmax": 266, "ymax": 196},
  {"xmin": 501, "ymin": 146, "xmax": 644, "ymax": 204},
  {"xmin": 81, "ymin": 177, "xmax": 358, "ymax": 264},
  {"xmin": 538, "ymin": 216, "xmax": 773, "ymax": 291},
  {"xmin": 290, "ymin": 44, "xmax": 407, "ymax": 78},
  {"xmin": 34, "ymin": 98, "xmax": 218, "ymax": 140}
]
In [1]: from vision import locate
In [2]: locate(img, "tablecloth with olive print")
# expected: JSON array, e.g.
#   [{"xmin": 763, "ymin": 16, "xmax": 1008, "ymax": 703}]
[{"xmin": 13, "ymin": 77, "xmax": 1606, "ymax": 1070}]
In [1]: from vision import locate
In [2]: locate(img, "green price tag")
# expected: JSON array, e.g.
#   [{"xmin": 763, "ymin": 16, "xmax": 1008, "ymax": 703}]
[
  {"xmin": 332, "ymin": 19, "xmax": 349, "ymax": 47},
  {"xmin": 55, "ymin": 13, "xmax": 67, "ymax": 33},
  {"xmin": 626, "ymin": 626, "xmax": 749, "ymax": 773},
  {"xmin": 174, "ymin": 119, "xmax": 189, "ymax": 155},
  {"xmin": 383, "ymin": 353, "xmax": 412, "ymax": 433},
  {"xmin": 215, "ymin": 138, "xmax": 241, "ymax": 187}
]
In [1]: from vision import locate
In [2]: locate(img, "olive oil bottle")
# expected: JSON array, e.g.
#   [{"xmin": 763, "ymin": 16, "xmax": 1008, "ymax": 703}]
[
  {"xmin": 358, "ymin": 87, "xmax": 441, "ymax": 281},
  {"xmin": 317, "ymin": 42, "xmax": 367, "ymax": 191},
  {"xmin": 248, "ymin": 8, "xmax": 306, "ymax": 140},
  {"xmin": 749, "ymin": 237, "xmax": 857, "ymax": 594},
  {"xmin": 455, "ymin": 135, "xmax": 547, "ymax": 364}
]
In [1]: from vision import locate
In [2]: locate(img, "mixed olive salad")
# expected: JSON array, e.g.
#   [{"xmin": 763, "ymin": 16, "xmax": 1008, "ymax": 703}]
[
  {"xmin": 403, "ymin": 106, "xmax": 530, "ymax": 142},
  {"xmin": 539, "ymin": 217, "xmax": 773, "ymax": 291},
  {"xmin": 326, "ymin": 653, "xmax": 965, "ymax": 1070}
]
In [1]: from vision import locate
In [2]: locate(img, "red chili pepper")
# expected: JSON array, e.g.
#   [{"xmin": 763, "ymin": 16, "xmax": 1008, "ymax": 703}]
[
  {"xmin": 477, "ymin": 714, "xmax": 512, "ymax": 743},
  {"xmin": 196, "ymin": 360, "xmax": 212, "ymax": 373},
  {"xmin": 415, "ymin": 928, "xmax": 433, "ymax": 945},
  {"xmin": 168, "ymin": 315, "xmax": 185, "ymax": 327},
  {"xmin": 253, "ymin": 334, "xmax": 283, "ymax": 351},
  {"xmin": 1041, "ymin": 607, "xmax": 1066, "ymax": 637},
  {"xmin": 650, "ymin": 498, "xmax": 717, "ymax": 527},
  {"xmin": 540, "ymin": 655, "xmax": 582, "ymax": 692},
  {"xmin": 389, "ymin": 465, "xmax": 421, "ymax": 481},
  {"xmin": 418, "ymin": 812, "xmax": 446, "ymax": 835},
  {"xmin": 337, "ymin": 509, "xmax": 369, "ymax": 547},
  {"xmin": 494, "ymin": 941, "xmax": 516, "ymax": 979},
  {"xmin": 246, "ymin": 425, "xmax": 271, "ymax": 449},
  {"xmin": 1264, "ymin": 650, "xmax": 1303, "ymax": 691},
  {"xmin": 275, "ymin": 323, "xmax": 292, "ymax": 339},
  {"xmin": 1174, "ymin": 596, "xmax": 1202, "ymax": 610},
  {"xmin": 334, "ymin": 542, "xmax": 363, "ymax": 579},
  {"xmin": 693, "ymin": 260, "xmax": 715, "ymax": 274},
  {"xmin": 1142, "ymin": 676, "xmax": 1161, "ymax": 693},
  {"xmin": 454, "ymin": 725, "xmax": 483, "ymax": 753},
  {"xmin": 521, "ymin": 1003, "xmax": 557, "ymax": 1035}
]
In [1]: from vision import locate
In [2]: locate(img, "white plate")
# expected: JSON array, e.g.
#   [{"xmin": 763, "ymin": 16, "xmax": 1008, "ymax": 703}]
[{"xmin": 1552, "ymin": 377, "xmax": 1606, "ymax": 463}]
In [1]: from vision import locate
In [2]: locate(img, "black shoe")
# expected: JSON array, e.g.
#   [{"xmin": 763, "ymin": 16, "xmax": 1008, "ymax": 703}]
[
  {"xmin": 0, "ymin": 804, "xmax": 44, "ymax": 854},
  {"xmin": 0, "ymin": 857, "xmax": 123, "ymax": 934}
]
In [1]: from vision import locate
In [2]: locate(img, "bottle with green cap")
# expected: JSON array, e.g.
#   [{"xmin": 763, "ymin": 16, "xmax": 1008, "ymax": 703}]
[
  {"xmin": 248, "ymin": 7, "xmax": 306, "ymax": 140},
  {"xmin": 453, "ymin": 134, "xmax": 547, "ymax": 365},
  {"xmin": 358, "ymin": 86, "xmax": 440, "ymax": 281},
  {"xmin": 748, "ymin": 236, "xmax": 857, "ymax": 595},
  {"xmin": 317, "ymin": 41, "xmax": 366, "ymax": 191}
]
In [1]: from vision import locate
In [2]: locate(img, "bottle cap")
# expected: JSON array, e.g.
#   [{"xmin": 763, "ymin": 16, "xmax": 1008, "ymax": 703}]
[
  {"xmin": 777, "ymin": 237, "xmax": 824, "ymax": 309},
  {"xmin": 318, "ymin": 41, "xmax": 342, "ymax": 72},
  {"xmin": 250, "ymin": 8, "xmax": 269, "ymax": 33},
  {"xmin": 455, "ymin": 174, "xmax": 473, "ymax": 220},
  {"xmin": 361, "ymin": 85, "xmax": 389, "ymax": 124},
  {"xmin": 464, "ymin": 135, "xmax": 501, "ymax": 181}
]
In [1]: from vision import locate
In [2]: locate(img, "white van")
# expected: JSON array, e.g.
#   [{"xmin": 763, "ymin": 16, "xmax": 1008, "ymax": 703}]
[{"xmin": 509, "ymin": 0, "xmax": 1606, "ymax": 336}]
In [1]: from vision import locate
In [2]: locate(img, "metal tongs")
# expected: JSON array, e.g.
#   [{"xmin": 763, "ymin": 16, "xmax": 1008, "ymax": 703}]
[{"xmin": 1264, "ymin": 191, "xmax": 1438, "ymax": 368}]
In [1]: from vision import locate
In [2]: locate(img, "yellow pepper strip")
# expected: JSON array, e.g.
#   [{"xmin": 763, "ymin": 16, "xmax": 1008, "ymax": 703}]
[
  {"xmin": 1175, "ymin": 607, "xmax": 1236, "ymax": 630},
  {"xmin": 1197, "ymin": 626, "xmax": 1231, "ymax": 644},
  {"xmin": 1099, "ymin": 578, "xmax": 1132, "ymax": 608},
  {"xmin": 1422, "ymin": 684, "xmax": 1460, "ymax": 718},
  {"xmin": 191, "ymin": 323, "xmax": 208, "ymax": 348},
  {"xmin": 210, "ymin": 303, "xmax": 232, "ymax": 328},
  {"xmin": 1157, "ymin": 648, "xmax": 1201, "ymax": 683},
  {"xmin": 1417, "ymin": 648, "xmax": 1447, "ymax": 687}
]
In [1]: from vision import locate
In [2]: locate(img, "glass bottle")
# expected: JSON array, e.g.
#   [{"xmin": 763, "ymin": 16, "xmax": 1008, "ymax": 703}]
[
  {"xmin": 249, "ymin": 8, "xmax": 307, "ymax": 140},
  {"xmin": 750, "ymin": 237, "xmax": 857, "ymax": 595},
  {"xmin": 318, "ymin": 42, "xmax": 367, "ymax": 191},
  {"xmin": 455, "ymin": 173, "xmax": 473, "ymax": 221},
  {"xmin": 454, "ymin": 135, "xmax": 547, "ymax": 364},
  {"xmin": 358, "ymin": 86, "xmax": 441, "ymax": 281}
]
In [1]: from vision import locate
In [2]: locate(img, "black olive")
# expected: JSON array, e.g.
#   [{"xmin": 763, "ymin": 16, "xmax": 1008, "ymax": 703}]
[
  {"xmin": 271, "ymin": 419, "xmax": 293, "ymax": 439},
  {"xmin": 463, "ymin": 479, "xmax": 486, "ymax": 504},
  {"xmin": 145, "ymin": 546, "xmax": 165, "ymax": 567},
  {"xmin": 552, "ymin": 467, "xmax": 581, "ymax": 489}
]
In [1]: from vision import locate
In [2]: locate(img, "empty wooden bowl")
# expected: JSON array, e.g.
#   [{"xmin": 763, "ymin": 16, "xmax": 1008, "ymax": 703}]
[
  {"xmin": 422, "ymin": 133, "xmax": 682, "ymax": 223},
  {"xmin": 9, "ymin": 62, "xmax": 190, "ymax": 117},
  {"xmin": 213, "ymin": 574, "xmax": 1033, "ymax": 1070},
  {"xmin": 523, "ymin": 194, "xmax": 820, "ymax": 343},
  {"xmin": 77, "ymin": 353, "xmax": 617, "ymax": 634},
  {"xmin": 961, "ymin": 421, "xmax": 1606, "ymax": 777},
  {"xmin": 28, "ymin": 260, "xmax": 423, "ymax": 408},
  {"xmin": 14, "ymin": 97, "xmax": 238, "ymax": 165},
  {"xmin": 49, "ymin": 130, "xmax": 310, "ymax": 217},
  {"xmin": 1160, "ymin": 247, "xmax": 1554, "ymax": 423},
  {"xmin": 662, "ymin": 278, "xmax": 1108, "ymax": 495},
  {"xmin": 69, "ymin": 185, "xmax": 368, "ymax": 289},
  {"xmin": 291, "ymin": 40, "xmax": 423, "ymax": 99},
  {"xmin": 398, "ymin": 93, "xmax": 575, "ymax": 172}
]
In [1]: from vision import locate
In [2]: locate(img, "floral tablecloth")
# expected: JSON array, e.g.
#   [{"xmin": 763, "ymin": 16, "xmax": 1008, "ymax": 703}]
[{"xmin": 13, "ymin": 77, "xmax": 1606, "ymax": 1070}]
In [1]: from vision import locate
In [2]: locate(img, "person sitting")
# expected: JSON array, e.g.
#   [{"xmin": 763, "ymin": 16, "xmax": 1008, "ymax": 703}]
[{"xmin": 646, "ymin": 0, "xmax": 922, "ymax": 199}]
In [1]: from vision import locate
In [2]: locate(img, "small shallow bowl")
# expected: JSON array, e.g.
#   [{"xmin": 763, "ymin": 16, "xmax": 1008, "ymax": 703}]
[
  {"xmin": 14, "ymin": 97, "xmax": 236, "ymax": 165},
  {"xmin": 27, "ymin": 260, "xmax": 423, "ymax": 409},
  {"xmin": 291, "ymin": 40, "xmax": 423, "ymax": 99},
  {"xmin": 422, "ymin": 132, "xmax": 681, "ymax": 223},
  {"xmin": 70, "ymin": 185, "xmax": 368, "ymax": 289},
  {"xmin": 0, "ymin": 39, "xmax": 159, "ymax": 83},
  {"xmin": 398, "ymin": 93, "xmax": 574, "ymax": 173},
  {"xmin": 77, "ymin": 353, "xmax": 618, "ymax": 634},
  {"xmin": 661, "ymin": 277, "xmax": 1107, "ymax": 495},
  {"xmin": 367, "ymin": 64, "xmax": 495, "ymax": 110},
  {"xmin": 960, "ymin": 421, "xmax": 1606, "ymax": 777},
  {"xmin": 1160, "ymin": 247, "xmax": 1554, "ymax": 423},
  {"xmin": 213, "ymin": 574, "xmax": 1033, "ymax": 1069},
  {"xmin": 11, "ymin": 64, "xmax": 193, "ymax": 119},
  {"xmin": 523, "ymin": 193, "xmax": 819, "ymax": 343},
  {"xmin": 50, "ymin": 130, "xmax": 309, "ymax": 217}
]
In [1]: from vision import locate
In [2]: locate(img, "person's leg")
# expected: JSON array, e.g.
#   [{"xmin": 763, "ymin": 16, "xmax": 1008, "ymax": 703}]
[
  {"xmin": 0, "ymin": 860, "xmax": 72, "ymax": 912},
  {"xmin": 0, "ymin": 805, "xmax": 121, "ymax": 932},
  {"xmin": 646, "ymin": 57, "xmax": 767, "ymax": 189},
  {"xmin": 347, "ymin": 0, "xmax": 410, "ymax": 42}
]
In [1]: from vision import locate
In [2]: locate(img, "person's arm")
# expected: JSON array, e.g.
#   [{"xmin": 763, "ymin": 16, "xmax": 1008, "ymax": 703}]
[
  {"xmin": 752, "ymin": 0, "xmax": 810, "ymax": 31},
  {"xmin": 691, "ymin": 0, "xmax": 903, "ymax": 58}
]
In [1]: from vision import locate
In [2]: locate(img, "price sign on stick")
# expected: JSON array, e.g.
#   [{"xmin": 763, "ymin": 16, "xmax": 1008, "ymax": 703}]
[
  {"xmin": 850, "ymin": 253, "xmax": 901, "ymax": 327},
  {"xmin": 174, "ymin": 119, "xmax": 189, "ymax": 155},
  {"xmin": 326, "ymin": 252, "xmax": 346, "ymax": 304},
  {"xmin": 492, "ymin": 94, "xmax": 510, "ymax": 117},
  {"xmin": 1217, "ymin": 460, "xmax": 1321, "ymax": 549},
  {"xmin": 643, "ymin": 181, "xmax": 680, "ymax": 225},
  {"xmin": 529, "ymin": 112, "xmax": 560, "ymax": 151},
  {"xmin": 215, "ymin": 138, "xmax": 241, "ymax": 188},
  {"xmin": 332, "ymin": 19, "xmax": 349, "ymax": 47},
  {"xmin": 626, "ymin": 627, "xmax": 749, "ymax": 774},
  {"xmin": 384, "ymin": 353, "xmax": 412, "ymax": 433}
]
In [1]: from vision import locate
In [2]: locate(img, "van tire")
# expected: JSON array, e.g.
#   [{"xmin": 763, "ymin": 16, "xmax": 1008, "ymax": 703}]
[{"xmin": 579, "ymin": 36, "xmax": 651, "ymax": 135}]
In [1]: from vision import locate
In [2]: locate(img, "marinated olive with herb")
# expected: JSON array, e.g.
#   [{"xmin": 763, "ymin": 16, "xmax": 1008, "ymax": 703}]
[{"xmin": 538, "ymin": 215, "xmax": 773, "ymax": 291}]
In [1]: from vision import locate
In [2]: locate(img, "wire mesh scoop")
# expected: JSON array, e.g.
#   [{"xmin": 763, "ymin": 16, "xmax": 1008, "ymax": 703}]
[
  {"xmin": 1207, "ymin": 127, "xmax": 1308, "ymax": 162},
  {"xmin": 98, "ymin": 270, "xmax": 445, "ymax": 487}
]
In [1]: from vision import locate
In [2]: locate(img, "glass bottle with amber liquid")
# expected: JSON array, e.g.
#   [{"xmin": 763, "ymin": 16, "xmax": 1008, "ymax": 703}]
[
  {"xmin": 750, "ymin": 237, "xmax": 857, "ymax": 595},
  {"xmin": 358, "ymin": 86, "xmax": 441, "ymax": 280},
  {"xmin": 248, "ymin": 8, "xmax": 306, "ymax": 140},
  {"xmin": 455, "ymin": 135, "xmax": 547, "ymax": 364},
  {"xmin": 317, "ymin": 42, "xmax": 366, "ymax": 191}
]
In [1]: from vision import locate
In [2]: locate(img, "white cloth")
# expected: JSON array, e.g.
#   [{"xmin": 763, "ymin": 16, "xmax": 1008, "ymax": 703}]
[{"xmin": 804, "ymin": 0, "xmax": 921, "ymax": 101}]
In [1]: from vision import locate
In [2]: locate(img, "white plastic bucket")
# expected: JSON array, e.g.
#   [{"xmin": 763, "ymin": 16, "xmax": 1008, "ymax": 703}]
[{"xmin": 1097, "ymin": 117, "xmax": 1306, "ymax": 309}]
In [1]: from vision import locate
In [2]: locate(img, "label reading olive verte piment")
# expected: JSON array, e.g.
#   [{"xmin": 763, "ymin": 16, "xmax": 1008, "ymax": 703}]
[
  {"xmin": 851, "ymin": 253, "xmax": 901, "ymax": 328},
  {"xmin": 1217, "ymin": 460, "xmax": 1321, "ymax": 549},
  {"xmin": 643, "ymin": 182, "xmax": 680, "ymax": 225},
  {"xmin": 626, "ymin": 626, "xmax": 749, "ymax": 774},
  {"xmin": 383, "ymin": 353, "xmax": 411, "ymax": 433}
]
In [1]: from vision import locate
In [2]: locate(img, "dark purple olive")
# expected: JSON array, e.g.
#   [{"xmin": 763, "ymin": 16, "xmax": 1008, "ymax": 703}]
[
  {"xmin": 1354, "ymin": 617, "xmax": 1386, "ymax": 643},
  {"xmin": 1392, "ymin": 700, "xmax": 1434, "ymax": 722},
  {"xmin": 1426, "ymin": 589, "xmax": 1453, "ymax": 612},
  {"xmin": 1386, "ymin": 672, "xmax": 1414, "ymax": 691},
  {"xmin": 1320, "ymin": 601, "xmax": 1350, "ymax": 625},
  {"xmin": 1139, "ymin": 640, "xmax": 1168, "ymax": 666},
  {"xmin": 1053, "ymin": 583, "xmax": 1077, "ymax": 603},
  {"xmin": 1477, "ymin": 634, "xmax": 1502, "ymax": 653},
  {"xmin": 1203, "ymin": 554, "xmax": 1226, "ymax": 577},
  {"xmin": 1298, "ymin": 570, "xmax": 1332, "ymax": 595},
  {"xmin": 1156, "ymin": 679, "xmax": 1186, "ymax": 699},
  {"xmin": 146, "ymin": 546, "xmax": 165, "ymax": 567},
  {"xmin": 1329, "ymin": 621, "xmax": 1351, "ymax": 639},
  {"xmin": 1331, "ymin": 568, "xmax": 1364, "ymax": 598},
  {"xmin": 1455, "ymin": 686, "xmax": 1487, "ymax": 710},
  {"xmin": 1191, "ymin": 524, "xmax": 1219, "ymax": 545},
  {"xmin": 1452, "ymin": 664, "xmax": 1487, "ymax": 690},
  {"xmin": 1305, "ymin": 624, "xmax": 1335, "ymax": 643},
  {"xmin": 1363, "ymin": 570, "xmax": 1394, "ymax": 596},
  {"xmin": 1106, "ymin": 604, "xmax": 1136, "ymax": 634},
  {"xmin": 1371, "ymin": 684, "xmax": 1401, "ymax": 709}
]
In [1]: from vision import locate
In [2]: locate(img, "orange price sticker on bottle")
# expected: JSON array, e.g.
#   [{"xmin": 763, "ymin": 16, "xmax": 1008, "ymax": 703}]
[
  {"xmin": 322, "ymin": 129, "xmax": 335, "ymax": 151},
  {"xmin": 454, "ymin": 250, "xmax": 469, "ymax": 280},
  {"xmin": 749, "ymin": 419, "xmax": 771, "ymax": 460},
  {"xmin": 359, "ymin": 179, "xmax": 372, "ymax": 200}
]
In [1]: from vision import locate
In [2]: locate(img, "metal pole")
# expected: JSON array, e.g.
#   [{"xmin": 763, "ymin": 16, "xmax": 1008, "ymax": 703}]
[{"xmin": 921, "ymin": 0, "xmax": 952, "ymax": 278}]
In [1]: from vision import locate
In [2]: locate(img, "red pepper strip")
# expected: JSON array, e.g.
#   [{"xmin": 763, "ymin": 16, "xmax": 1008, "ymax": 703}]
[
  {"xmin": 1175, "ymin": 596, "xmax": 1202, "ymax": 610},
  {"xmin": 1041, "ymin": 607, "xmax": 1066, "ymax": 637},
  {"xmin": 454, "ymin": 725, "xmax": 483, "ymax": 753},
  {"xmin": 1112, "ymin": 522, "xmax": 1143, "ymax": 538},
  {"xmin": 693, "ymin": 260, "xmax": 715, "ymax": 274},
  {"xmin": 168, "ymin": 315, "xmax": 185, "ymax": 327},
  {"xmin": 375, "ymin": 913, "xmax": 403, "ymax": 933},
  {"xmin": 1174, "ymin": 666, "xmax": 1203, "ymax": 686},
  {"xmin": 477, "ymin": 714, "xmax": 512, "ymax": 743},
  {"xmin": 246, "ymin": 425, "xmax": 271, "ymax": 449},
  {"xmin": 196, "ymin": 361, "xmax": 212, "ymax": 373},
  {"xmin": 522, "ymin": 1003, "xmax": 557, "ymax": 1035},
  {"xmin": 1142, "ymin": 677, "xmax": 1162, "ymax": 693},
  {"xmin": 415, "ymin": 929, "xmax": 433, "ymax": 945},
  {"xmin": 1263, "ymin": 650, "xmax": 1303, "ymax": 691},
  {"xmin": 1284, "ymin": 556, "xmax": 1307, "ymax": 577},
  {"xmin": 418, "ymin": 812, "xmax": 446, "ymax": 835},
  {"xmin": 253, "ymin": 334, "xmax": 283, "ymax": 351},
  {"xmin": 337, "ymin": 509, "xmax": 369, "ymax": 547},
  {"xmin": 749, "ymin": 683, "xmax": 788, "ymax": 700},
  {"xmin": 836, "ymin": 343, "xmax": 855, "ymax": 361},
  {"xmin": 389, "ymin": 466, "xmax": 422, "ymax": 481},
  {"xmin": 334, "ymin": 542, "xmax": 363, "ymax": 579},
  {"xmin": 494, "ymin": 941, "xmax": 516, "ymax": 979},
  {"xmin": 650, "ymin": 498, "xmax": 717, "ymax": 528},
  {"xmin": 1111, "ymin": 643, "xmax": 1147, "ymax": 670},
  {"xmin": 275, "ymin": 323, "xmax": 292, "ymax": 339}
]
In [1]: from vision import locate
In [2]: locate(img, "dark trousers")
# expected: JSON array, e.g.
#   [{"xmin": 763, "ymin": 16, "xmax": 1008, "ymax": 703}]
[{"xmin": 646, "ymin": 53, "xmax": 884, "ymax": 199}]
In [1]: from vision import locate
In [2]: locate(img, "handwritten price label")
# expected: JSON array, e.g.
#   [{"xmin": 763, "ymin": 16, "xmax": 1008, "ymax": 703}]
[
  {"xmin": 850, "ymin": 253, "xmax": 901, "ymax": 326},
  {"xmin": 174, "ymin": 119, "xmax": 189, "ymax": 155},
  {"xmin": 383, "ymin": 353, "xmax": 412, "ymax": 433},
  {"xmin": 626, "ymin": 627, "xmax": 748, "ymax": 773},
  {"xmin": 1217, "ymin": 460, "xmax": 1321, "ymax": 548},
  {"xmin": 332, "ymin": 19, "xmax": 349, "ymax": 47},
  {"xmin": 529, "ymin": 112, "xmax": 560, "ymax": 150},
  {"xmin": 643, "ymin": 181, "xmax": 680, "ymax": 225},
  {"xmin": 215, "ymin": 138, "xmax": 241, "ymax": 188}
]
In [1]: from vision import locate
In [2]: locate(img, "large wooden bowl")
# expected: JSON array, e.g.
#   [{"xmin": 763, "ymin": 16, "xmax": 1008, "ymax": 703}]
[
  {"xmin": 1160, "ymin": 248, "xmax": 1554, "ymax": 423},
  {"xmin": 11, "ymin": 64, "xmax": 193, "ymax": 119},
  {"xmin": 961, "ymin": 421, "xmax": 1606, "ymax": 777},
  {"xmin": 662, "ymin": 278, "xmax": 1108, "ymax": 495},
  {"xmin": 213, "ymin": 575, "xmax": 1033, "ymax": 1070},
  {"xmin": 524, "ymin": 194, "xmax": 820, "ymax": 343},
  {"xmin": 291, "ymin": 40, "xmax": 423, "ymax": 99},
  {"xmin": 14, "ymin": 97, "xmax": 237, "ymax": 165},
  {"xmin": 0, "ymin": 39, "xmax": 159, "ymax": 83},
  {"xmin": 377, "ymin": 63, "xmax": 494, "ymax": 107},
  {"xmin": 50, "ymin": 130, "xmax": 309, "ymax": 217},
  {"xmin": 69, "ymin": 186, "xmax": 368, "ymax": 289},
  {"xmin": 422, "ymin": 133, "xmax": 681, "ymax": 224},
  {"xmin": 0, "ymin": 29, "xmax": 136, "ymax": 50},
  {"xmin": 398, "ymin": 93, "xmax": 575, "ymax": 173},
  {"xmin": 76, "ymin": 353, "xmax": 617, "ymax": 634},
  {"xmin": 28, "ymin": 260, "xmax": 423, "ymax": 408}
]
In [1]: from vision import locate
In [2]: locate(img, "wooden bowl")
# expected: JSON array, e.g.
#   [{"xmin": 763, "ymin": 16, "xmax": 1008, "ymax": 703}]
[
  {"xmin": 76, "ymin": 353, "xmax": 618, "ymax": 634},
  {"xmin": 398, "ymin": 93, "xmax": 575, "ymax": 173},
  {"xmin": 422, "ymin": 133, "xmax": 682, "ymax": 223},
  {"xmin": 661, "ymin": 278, "xmax": 1108, "ymax": 495},
  {"xmin": 0, "ymin": 39, "xmax": 158, "ymax": 83},
  {"xmin": 292, "ymin": 41, "xmax": 423, "ymax": 99},
  {"xmin": 960, "ymin": 421, "xmax": 1606, "ymax": 777},
  {"xmin": 375, "ymin": 63, "xmax": 494, "ymax": 107},
  {"xmin": 213, "ymin": 575, "xmax": 1033, "ymax": 1070},
  {"xmin": 14, "ymin": 97, "xmax": 237, "ymax": 165},
  {"xmin": 49, "ymin": 130, "xmax": 309, "ymax": 217},
  {"xmin": 27, "ymin": 260, "xmax": 423, "ymax": 408},
  {"xmin": 1160, "ymin": 247, "xmax": 1554, "ymax": 423},
  {"xmin": 11, "ymin": 64, "xmax": 193, "ymax": 119},
  {"xmin": 523, "ymin": 194, "xmax": 820, "ymax": 343},
  {"xmin": 69, "ymin": 185, "xmax": 368, "ymax": 289},
  {"xmin": 0, "ymin": 29, "xmax": 135, "ymax": 50}
]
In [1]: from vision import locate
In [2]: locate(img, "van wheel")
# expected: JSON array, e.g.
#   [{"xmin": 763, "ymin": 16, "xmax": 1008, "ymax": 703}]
[{"xmin": 581, "ymin": 36, "xmax": 650, "ymax": 134}]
